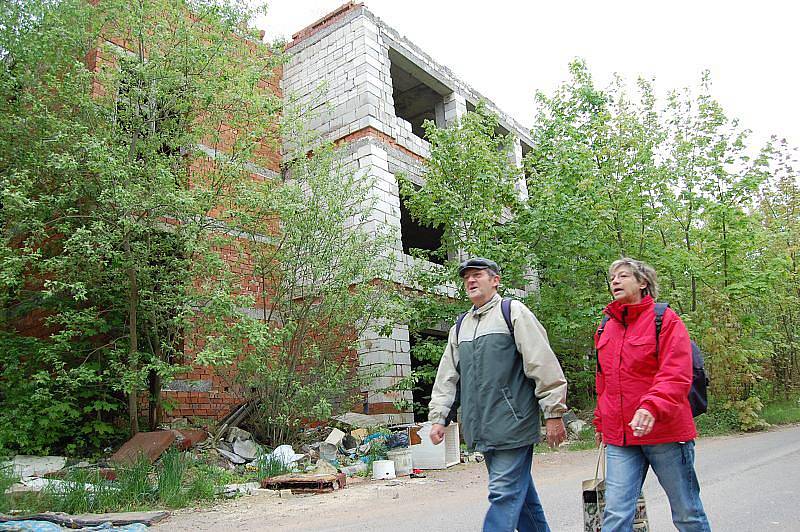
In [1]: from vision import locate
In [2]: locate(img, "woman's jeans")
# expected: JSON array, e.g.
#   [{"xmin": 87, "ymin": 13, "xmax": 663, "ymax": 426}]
[
  {"xmin": 482, "ymin": 444, "xmax": 551, "ymax": 532},
  {"xmin": 604, "ymin": 441, "xmax": 711, "ymax": 532}
]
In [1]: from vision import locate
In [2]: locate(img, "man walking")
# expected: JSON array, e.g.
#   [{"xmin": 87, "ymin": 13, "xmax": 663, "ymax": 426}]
[{"xmin": 428, "ymin": 257, "xmax": 568, "ymax": 532}]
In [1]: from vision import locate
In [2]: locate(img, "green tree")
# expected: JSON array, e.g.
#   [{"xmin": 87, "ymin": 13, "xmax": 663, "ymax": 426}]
[
  {"xmin": 397, "ymin": 103, "xmax": 529, "ymax": 415},
  {"xmin": 0, "ymin": 0, "xmax": 283, "ymax": 451},
  {"xmin": 213, "ymin": 141, "xmax": 402, "ymax": 445}
]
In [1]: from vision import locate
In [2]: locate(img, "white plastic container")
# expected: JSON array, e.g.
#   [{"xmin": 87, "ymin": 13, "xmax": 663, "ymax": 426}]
[
  {"xmin": 387, "ymin": 448, "xmax": 413, "ymax": 476},
  {"xmin": 371, "ymin": 459, "xmax": 396, "ymax": 480}
]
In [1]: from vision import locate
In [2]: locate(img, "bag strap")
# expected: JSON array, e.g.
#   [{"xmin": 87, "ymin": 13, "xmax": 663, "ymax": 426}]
[
  {"xmin": 594, "ymin": 444, "xmax": 606, "ymax": 483},
  {"xmin": 454, "ymin": 298, "xmax": 515, "ymax": 340},
  {"xmin": 501, "ymin": 298, "xmax": 514, "ymax": 337},
  {"xmin": 654, "ymin": 302, "xmax": 669, "ymax": 356},
  {"xmin": 455, "ymin": 312, "xmax": 467, "ymax": 340}
]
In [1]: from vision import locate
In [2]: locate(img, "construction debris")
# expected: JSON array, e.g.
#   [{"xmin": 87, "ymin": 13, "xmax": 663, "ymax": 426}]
[
  {"xmin": 1, "ymin": 456, "xmax": 66, "ymax": 479},
  {"xmin": 261, "ymin": 473, "xmax": 345, "ymax": 494},
  {"xmin": 110, "ymin": 431, "xmax": 176, "ymax": 465}
]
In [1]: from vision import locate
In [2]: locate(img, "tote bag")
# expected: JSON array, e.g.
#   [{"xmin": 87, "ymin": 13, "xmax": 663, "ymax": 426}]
[{"xmin": 582, "ymin": 445, "xmax": 649, "ymax": 531}]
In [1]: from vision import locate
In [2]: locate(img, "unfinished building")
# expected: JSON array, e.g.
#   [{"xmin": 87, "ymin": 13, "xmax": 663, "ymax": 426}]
[{"xmin": 282, "ymin": 2, "xmax": 535, "ymax": 422}]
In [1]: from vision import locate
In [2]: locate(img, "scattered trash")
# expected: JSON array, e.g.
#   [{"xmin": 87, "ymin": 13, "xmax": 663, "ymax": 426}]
[
  {"xmin": 110, "ymin": 431, "xmax": 176, "ymax": 465},
  {"xmin": 324, "ymin": 428, "xmax": 346, "ymax": 446},
  {"xmin": 567, "ymin": 419, "xmax": 588, "ymax": 438},
  {"xmin": 269, "ymin": 445, "xmax": 306, "ymax": 467},
  {"xmin": 410, "ymin": 422, "xmax": 460, "ymax": 469},
  {"xmin": 232, "ymin": 438, "xmax": 260, "ymax": 461},
  {"xmin": 217, "ymin": 481, "xmax": 261, "ymax": 498},
  {"xmin": 2, "ymin": 456, "xmax": 66, "ymax": 479},
  {"xmin": 371, "ymin": 460, "xmax": 396, "ymax": 480},
  {"xmin": 217, "ymin": 448, "xmax": 246, "ymax": 465},
  {"xmin": 226, "ymin": 427, "xmax": 252, "ymax": 443},
  {"xmin": 339, "ymin": 462, "xmax": 367, "ymax": 476},
  {"xmin": 385, "ymin": 432, "xmax": 409, "ymax": 449},
  {"xmin": 350, "ymin": 428, "xmax": 369, "ymax": 442},
  {"xmin": 386, "ymin": 448, "xmax": 412, "ymax": 476},
  {"xmin": 310, "ymin": 460, "xmax": 339, "ymax": 475},
  {"xmin": 319, "ymin": 442, "xmax": 338, "ymax": 462}
]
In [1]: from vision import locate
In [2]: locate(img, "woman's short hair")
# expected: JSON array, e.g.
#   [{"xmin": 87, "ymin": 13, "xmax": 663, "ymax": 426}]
[{"xmin": 609, "ymin": 258, "xmax": 659, "ymax": 301}]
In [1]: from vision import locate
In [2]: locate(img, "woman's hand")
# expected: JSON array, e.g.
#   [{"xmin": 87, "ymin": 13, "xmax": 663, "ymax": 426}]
[
  {"xmin": 628, "ymin": 408, "xmax": 655, "ymax": 437},
  {"xmin": 595, "ymin": 431, "xmax": 603, "ymax": 446}
]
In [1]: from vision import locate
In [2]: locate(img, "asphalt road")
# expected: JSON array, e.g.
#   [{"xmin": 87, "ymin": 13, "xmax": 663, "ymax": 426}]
[{"xmin": 156, "ymin": 424, "xmax": 800, "ymax": 531}]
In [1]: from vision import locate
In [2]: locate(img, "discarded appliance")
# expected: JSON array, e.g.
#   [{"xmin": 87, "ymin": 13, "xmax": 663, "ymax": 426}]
[{"xmin": 410, "ymin": 422, "xmax": 460, "ymax": 469}]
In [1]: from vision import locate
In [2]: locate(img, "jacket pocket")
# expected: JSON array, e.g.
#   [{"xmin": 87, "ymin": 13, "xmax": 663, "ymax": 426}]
[
  {"xmin": 500, "ymin": 386, "xmax": 520, "ymax": 421},
  {"xmin": 623, "ymin": 335, "xmax": 658, "ymax": 375}
]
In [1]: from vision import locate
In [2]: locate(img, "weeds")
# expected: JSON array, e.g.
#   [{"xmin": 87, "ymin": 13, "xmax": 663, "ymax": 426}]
[
  {"xmin": 157, "ymin": 449, "xmax": 188, "ymax": 507},
  {"xmin": 0, "ymin": 464, "xmax": 19, "ymax": 514},
  {"xmin": 1, "ymin": 450, "xmax": 238, "ymax": 516},
  {"xmin": 254, "ymin": 451, "xmax": 291, "ymax": 480}
]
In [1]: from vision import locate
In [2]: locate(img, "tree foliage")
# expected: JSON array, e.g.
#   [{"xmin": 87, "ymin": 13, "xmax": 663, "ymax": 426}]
[
  {"xmin": 526, "ymin": 59, "xmax": 800, "ymax": 420},
  {"xmin": 0, "ymin": 0, "xmax": 282, "ymax": 453}
]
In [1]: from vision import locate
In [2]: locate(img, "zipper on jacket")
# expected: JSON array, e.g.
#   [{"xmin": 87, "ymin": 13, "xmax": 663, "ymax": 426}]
[
  {"xmin": 501, "ymin": 388, "xmax": 520, "ymax": 421},
  {"xmin": 619, "ymin": 308, "xmax": 627, "ymax": 446},
  {"xmin": 473, "ymin": 313, "xmax": 483, "ymax": 444}
]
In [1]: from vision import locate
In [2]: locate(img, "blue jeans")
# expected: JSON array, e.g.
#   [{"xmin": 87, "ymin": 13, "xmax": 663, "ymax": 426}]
[
  {"xmin": 483, "ymin": 445, "xmax": 550, "ymax": 532},
  {"xmin": 604, "ymin": 441, "xmax": 711, "ymax": 532}
]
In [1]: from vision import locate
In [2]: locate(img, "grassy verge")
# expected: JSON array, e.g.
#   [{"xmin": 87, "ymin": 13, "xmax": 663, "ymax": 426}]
[
  {"xmin": 0, "ymin": 448, "xmax": 291, "ymax": 516},
  {"xmin": 761, "ymin": 397, "xmax": 800, "ymax": 425}
]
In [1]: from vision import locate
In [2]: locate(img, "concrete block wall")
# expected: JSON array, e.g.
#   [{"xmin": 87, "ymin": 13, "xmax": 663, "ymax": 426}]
[{"xmin": 283, "ymin": 3, "xmax": 535, "ymax": 419}]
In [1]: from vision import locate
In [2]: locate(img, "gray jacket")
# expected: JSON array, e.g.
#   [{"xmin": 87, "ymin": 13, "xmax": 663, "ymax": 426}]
[{"xmin": 428, "ymin": 293, "xmax": 567, "ymax": 451}]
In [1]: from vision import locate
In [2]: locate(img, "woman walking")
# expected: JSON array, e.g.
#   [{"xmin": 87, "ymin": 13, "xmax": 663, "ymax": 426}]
[{"xmin": 593, "ymin": 258, "xmax": 711, "ymax": 531}]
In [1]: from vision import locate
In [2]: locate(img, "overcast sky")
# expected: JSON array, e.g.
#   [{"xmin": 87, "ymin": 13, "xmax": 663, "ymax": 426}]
[{"xmin": 256, "ymin": 1, "xmax": 799, "ymax": 149}]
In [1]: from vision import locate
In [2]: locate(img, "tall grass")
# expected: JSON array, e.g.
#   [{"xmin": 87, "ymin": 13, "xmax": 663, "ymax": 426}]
[
  {"xmin": 157, "ymin": 449, "xmax": 188, "ymax": 507},
  {"xmin": 0, "ymin": 464, "xmax": 20, "ymax": 514}
]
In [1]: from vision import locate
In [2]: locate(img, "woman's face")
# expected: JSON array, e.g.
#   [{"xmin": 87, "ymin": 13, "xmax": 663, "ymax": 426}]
[{"xmin": 609, "ymin": 265, "xmax": 647, "ymax": 305}]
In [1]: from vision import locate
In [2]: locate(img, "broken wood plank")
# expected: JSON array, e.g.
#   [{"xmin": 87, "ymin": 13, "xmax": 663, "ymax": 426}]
[{"xmin": 0, "ymin": 510, "xmax": 169, "ymax": 527}]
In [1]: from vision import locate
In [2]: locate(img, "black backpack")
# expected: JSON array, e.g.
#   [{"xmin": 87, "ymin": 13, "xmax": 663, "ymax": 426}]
[
  {"xmin": 444, "ymin": 299, "xmax": 515, "ymax": 425},
  {"xmin": 597, "ymin": 302, "xmax": 709, "ymax": 417}
]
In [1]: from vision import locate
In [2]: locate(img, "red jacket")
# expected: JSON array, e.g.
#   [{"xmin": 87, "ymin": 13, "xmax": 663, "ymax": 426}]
[{"xmin": 593, "ymin": 295, "xmax": 697, "ymax": 446}]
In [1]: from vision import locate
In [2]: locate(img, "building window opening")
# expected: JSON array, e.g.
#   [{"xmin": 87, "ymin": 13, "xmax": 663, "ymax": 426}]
[
  {"xmin": 400, "ymin": 194, "xmax": 444, "ymax": 264},
  {"xmin": 388, "ymin": 49, "xmax": 447, "ymax": 140}
]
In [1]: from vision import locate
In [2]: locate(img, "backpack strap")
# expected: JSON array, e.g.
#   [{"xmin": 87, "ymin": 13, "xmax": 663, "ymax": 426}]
[
  {"xmin": 501, "ymin": 298, "xmax": 514, "ymax": 338},
  {"xmin": 595, "ymin": 314, "xmax": 611, "ymax": 373},
  {"xmin": 455, "ymin": 298, "xmax": 515, "ymax": 341},
  {"xmin": 654, "ymin": 302, "xmax": 669, "ymax": 354},
  {"xmin": 455, "ymin": 312, "xmax": 467, "ymax": 340},
  {"xmin": 597, "ymin": 315, "xmax": 611, "ymax": 338}
]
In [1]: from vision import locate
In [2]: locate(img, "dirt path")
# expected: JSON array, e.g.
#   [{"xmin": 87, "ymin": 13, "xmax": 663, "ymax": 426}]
[{"xmin": 154, "ymin": 425, "xmax": 800, "ymax": 531}]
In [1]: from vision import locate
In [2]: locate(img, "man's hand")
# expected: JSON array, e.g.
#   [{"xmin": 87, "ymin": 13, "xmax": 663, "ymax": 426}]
[
  {"xmin": 628, "ymin": 408, "xmax": 655, "ymax": 437},
  {"xmin": 429, "ymin": 423, "xmax": 446, "ymax": 445},
  {"xmin": 595, "ymin": 431, "xmax": 603, "ymax": 447},
  {"xmin": 545, "ymin": 418, "xmax": 566, "ymax": 448}
]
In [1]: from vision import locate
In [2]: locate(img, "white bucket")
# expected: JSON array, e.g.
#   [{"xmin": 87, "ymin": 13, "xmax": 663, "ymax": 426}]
[
  {"xmin": 371, "ymin": 459, "xmax": 396, "ymax": 480},
  {"xmin": 387, "ymin": 448, "xmax": 413, "ymax": 476}
]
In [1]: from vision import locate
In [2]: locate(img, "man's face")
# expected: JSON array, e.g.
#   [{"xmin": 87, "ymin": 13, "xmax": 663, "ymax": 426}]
[{"xmin": 462, "ymin": 268, "xmax": 499, "ymax": 307}]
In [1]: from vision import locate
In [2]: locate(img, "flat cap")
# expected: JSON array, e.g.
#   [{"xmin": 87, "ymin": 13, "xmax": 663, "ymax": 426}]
[{"xmin": 458, "ymin": 257, "xmax": 500, "ymax": 277}]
